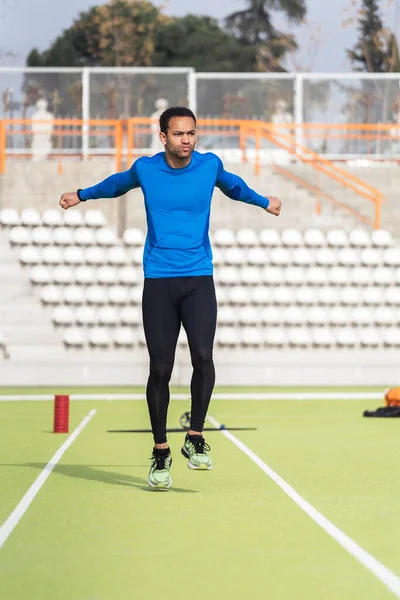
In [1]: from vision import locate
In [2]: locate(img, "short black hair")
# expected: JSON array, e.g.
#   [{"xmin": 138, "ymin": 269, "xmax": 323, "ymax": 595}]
[{"xmin": 159, "ymin": 106, "xmax": 197, "ymax": 134}]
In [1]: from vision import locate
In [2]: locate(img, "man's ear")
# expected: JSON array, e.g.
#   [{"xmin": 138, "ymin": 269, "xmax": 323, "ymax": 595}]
[{"xmin": 159, "ymin": 131, "xmax": 167, "ymax": 146}]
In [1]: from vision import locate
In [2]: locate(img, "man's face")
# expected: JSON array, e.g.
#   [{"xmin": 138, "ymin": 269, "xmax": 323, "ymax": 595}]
[{"xmin": 161, "ymin": 116, "xmax": 197, "ymax": 159}]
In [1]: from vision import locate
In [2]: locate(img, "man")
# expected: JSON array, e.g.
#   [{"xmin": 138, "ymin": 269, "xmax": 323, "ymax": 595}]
[{"xmin": 59, "ymin": 106, "xmax": 281, "ymax": 489}]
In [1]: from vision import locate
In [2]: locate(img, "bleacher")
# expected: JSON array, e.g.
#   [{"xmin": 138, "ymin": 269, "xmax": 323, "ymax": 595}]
[{"xmin": 1, "ymin": 207, "xmax": 400, "ymax": 353}]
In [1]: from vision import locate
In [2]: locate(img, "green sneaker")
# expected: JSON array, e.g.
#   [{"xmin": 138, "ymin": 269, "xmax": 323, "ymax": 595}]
[
  {"xmin": 148, "ymin": 449, "xmax": 172, "ymax": 489},
  {"xmin": 181, "ymin": 434, "xmax": 212, "ymax": 470}
]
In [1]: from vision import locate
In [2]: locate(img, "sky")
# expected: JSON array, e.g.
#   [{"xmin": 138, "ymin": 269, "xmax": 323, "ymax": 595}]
[{"xmin": 0, "ymin": 0, "xmax": 399, "ymax": 72}]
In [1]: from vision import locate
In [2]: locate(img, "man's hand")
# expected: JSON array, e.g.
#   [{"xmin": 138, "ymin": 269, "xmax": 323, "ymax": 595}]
[
  {"xmin": 59, "ymin": 192, "xmax": 80, "ymax": 210},
  {"xmin": 265, "ymin": 196, "xmax": 281, "ymax": 217}
]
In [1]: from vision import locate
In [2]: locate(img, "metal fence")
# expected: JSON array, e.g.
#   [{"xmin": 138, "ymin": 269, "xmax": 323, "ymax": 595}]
[{"xmin": 2, "ymin": 68, "xmax": 400, "ymax": 159}]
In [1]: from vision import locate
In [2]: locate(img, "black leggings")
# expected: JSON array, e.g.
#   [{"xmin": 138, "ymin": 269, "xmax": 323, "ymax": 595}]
[{"xmin": 142, "ymin": 276, "xmax": 217, "ymax": 444}]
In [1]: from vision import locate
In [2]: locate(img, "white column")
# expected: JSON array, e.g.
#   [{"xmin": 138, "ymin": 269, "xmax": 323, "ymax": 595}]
[
  {"xmin": 188, "ymin": 68, "xmax": 197, "ymax": 114},
  {"xmin": 82, "ymin": 68, "xmax": 90, "ymax": 160}
]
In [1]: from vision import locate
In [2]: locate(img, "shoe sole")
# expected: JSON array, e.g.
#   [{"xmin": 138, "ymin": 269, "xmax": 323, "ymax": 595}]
[
  {"xmin": 147, "ymin": 477, "xmax": 172, "ymax": 489},
  {"xmin": 181, "ymin": 447, "xmax": 212, "ymax": 470}
]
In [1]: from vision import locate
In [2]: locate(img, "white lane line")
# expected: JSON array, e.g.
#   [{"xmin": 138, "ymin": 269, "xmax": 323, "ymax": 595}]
[
  {"xmin": 0, "ymin": 409, "xmax": 96, "ymax": 550},
  {"xmin": 0, "ymin": 392, "xmax": 383, "ymax": 402},
  {"xmin": 207, "ymin": 414, "xmax": 400, "ymax": 598}
]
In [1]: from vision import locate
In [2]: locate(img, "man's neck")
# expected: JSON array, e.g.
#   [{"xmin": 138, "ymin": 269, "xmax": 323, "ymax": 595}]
[{"xmin": 164, "ymin": 152, "xmax": 192, "ymax": 169}]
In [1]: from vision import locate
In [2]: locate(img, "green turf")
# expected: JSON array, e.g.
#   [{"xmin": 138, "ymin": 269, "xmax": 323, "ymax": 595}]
[{"xmin": 0, "ymin": 392, "xmax": 398, "ymax": 599}]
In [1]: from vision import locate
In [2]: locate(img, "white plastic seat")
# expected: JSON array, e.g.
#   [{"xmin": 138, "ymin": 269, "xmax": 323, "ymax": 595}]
[
  {"xmin": 304, "ymin": 228, "xmax": 326, "ymax": 247},
  {"xmin": 306, "ymin": 306, "xmax": 328, "ymax": 326},
  {"xmin": 349, "ymin": 267, "xmax": 371, "ymax": 286},
  {"xmin": 42, "ymin": 209, "xmax": 63, "ymax": 227},
  {"xmin": 335, "ymin": 327, "xmax": 357, "ymax": 347},
  {"xmin": 269, "ymin": 248, "xmax": 291, "ymax": 265},
  {"xmin": 240, "ymin": 327, "xmax": 263, "ymax": 346},
  {"xmin": 96, "ymin": 266, "xmax": 118, "ymax": 285},
  {"xmin": 339, "ymin": 287, "xmax": 361, "ymax": 306},
  {"xmin": 372, "ymin": 267, "xmax": 393, "ymax": 286},
  {"xmin": 130, "ymin": 247, "xmax": 143, "ymax": 266},
  {"xmin": 215, "ymin": 286, "xmax": 227, "ymax": 305},
  {"xmin": 338, "ymin": 248, "xmax": 359, "ymax": 266},
  {"xmin": 216, "ymin": 327, "xmax": 239, "ymax": 346},
  {"xmin": 317, "ymin": 287, "xmax": 340, "ymax": 305},
  {"xmin": 258, "ymin": 228, "xmax": 281, "ymax": 247},
  {"xmin": 292, "ymin": 248, "xmax": 313, "ymax": 266},
  {"xmin": 218, "ymin": 306, "xmax": 237, "ymax": 325},
  {"xmin": 123, "ymin": 228, "xmax": 145, "ymax": 246},
  {"xmin": 251, "ymin": 287, "xmax": 271, "ymax": 305},
  {"xmin": 227, "ymin": 286, "xmax": 249, "ymax": 305},
  {"xmin": 84, "ymin": 209, "xmax": 107, "ymax": 228},
  {"xmin": 374, "ymin": 306, "xmax": 394, "ymax": 326},
  {"xmin": 326, "ymin": 229, "xmax": 349, "ymax": 247},
  {"xmin": 383, "ymin": 329, "xmax": 400, "ymax": 347},
  {"xmin": 97, "ymin": 306, "xmax": 119, "ymax": 326},
  {"xmin": 20, "ymin": 208, "xmax": 41, "ymax": 227},
  {"xmin": 85, "ymin": 246, "xmax": 106, "ymax": 265},
  {"xmin": 315, "ymin": 248, "xmax": 336, "ymax": 266},
  {"xmin": 63, "ymin": 247, "xmax": 84, "ymax": 265},
  {"xmin": 371, "ymin": 229, "xmax": 392, "ymax": 247},
  {"xmin": 287, "ymin": 327, "xmax": 311, "ymax": 347},
  {"xmin": 0, "ymin": 208, "xmax": 20, "ymax": 227},
  {"xmin": 130, "ymin": 286, "xmax": 143, "ymax": 304},
  {"xmin": 40, "ymin": 285, "xmax": 62, "ymax": 305},
  {"xmin": 238, "ymin": 306, "xmax": 260, "ymax": 326},
  {"xmin": 246, "ymin": 247, "xmax": 267, "ymax": 265},
  {"xmin": 295, "ymin": 287, "xmax": 315, "ymax": 305},
  {"xmin": 272, "ymin": 286, "xmax": 293, "ymax": 305},
  {"xmin": 118, "ymin": 266, "xmax": 139, "ymax": 285},
  {"xmin": 52, "ymin": 227, "xmax": 75, "ymax": 245},
  {"xmin": 30, "ymin": 265, "xmax": 52, "ymax": 285},
  {"xmin": 213, "ymin": 228, "xmax": 236, "ymax": 247},
  {"xmin": 76, "ymin": 306, "xmax": 98, "ymax": 326},
  {"xmin": 359, "ymin": 328, "xmax": 380, "ymax": 347},
  {"xmin": 211, "ymin": 247, "xmax": 223, "ymax": 266},
  {"xmin": 261, "ymin": 306, "xmax": 282, "ymax": 325},
  {"xmin": 362, "ymin": 287, "xmax": 384, "ymax": 305},
  {"xmin": 119, "ymin": 306, "xmax": 142, "ymax": 326},
  {"xmin": 262, "ymin": 266, "xmax": 285, "ymax": 286},
  {"xmin": 224, "ymin": 247, "xmax": 245, "ymax": 266},
  {"xmin": 31, "ymin": 227, "xmax": 53, "ymax": 246},
  {"xmin": 74, "ymin": 227, "xmax": 95, "ymax": 246},
  {"xmin": 236, "ymin": 228, "xmax": 259, "ymax": 247},
  {"xmin": 305, "ymin": 266, "xmax": 327, "ymax": 286},
  {"xmin": 9, "ymin": 227, "xmax": 31, "ymax": 246},
  {"xmin": 64, "ymin": 286, "xmax": 85, "ymax": 305},
  {"xmin": 108, "ymin": 286, "xmax": 129, "ymax": 305},
  {"xmin": 349, "ymin": 229, "xmax": 371, "ymax": 247},
  {"xmin": 52, "ymin": 306, "xmax": 75, "ymax": 326},
  {"xmin": 63, "ymin": 210, "xmax": 84, "ymax": 227},
  {"xmin": 350, "ymin": 306, "xmax": 374, "ymax": 326},
  {"xmin": 63, "ymin": 328, "xmax": 85, "ymax": 348},
  {"xmin": 383, "ymin": 247, "xmax": 400, "ymax": 266},
  {"xmin": 329, "ymin": 266, "xmax": 349, "ymax": 286},
  {"xmin": 311, "ymin": 327, "xmax": 334, "ymax": 347},
  {"xmin": 283, "ymin": 306, "xmax": 307, "ymax": 326},
  {"xmin": 384, "ymin": 287, "xmax": 400, "ymax": 305},
  {"xmin": 19, "ymin": 246, "xmax": 42, "ymax": 265},
  {"xmin": 394, "ymin": 268, "xmax": 400, "ymax": 285},
  {"xmin": 88, "ymin": 328, "xmax": 111, "ymax": 348},
  {"xmin": 283, "ymin": 266, "xmax": 305, "ymax": 286},
  {"xmin": 280, "ymin": 229, "xmax": 303, "ymax": 247},
  {"xmin": 86, "ymin": 286, "xmax": 107, "ymax": 305},
  {"xmin": 360, "ymin": 248, "xmax": 381, "ymax": 267},
  {"xmin": 42, "ymin": 246, "xmax": 63, "ymax": 265},
  {"xmin": 74, "ymin": 265, "xmax": 96, "ymax": 285},
  {"xmin": 106, "ymin": 246, "xmax": 129, "ymax": 265},
  {"xmin": 264, "ymin": 327, "xmax": 287, "ymax": 346},
  {"xmin": 114, "ymin": 328, "xmax": 136, "ymax": 347},
  {"xmin": 218, "ymin": 266, "xmax": 240, "ymax": 286},
  {"xmin": 240, "ymin": 266, "xmax": 262, "ymax": 285},
  {"xmin": 329, "ymin": 306, "xmax": 349, "ymax": 325}
]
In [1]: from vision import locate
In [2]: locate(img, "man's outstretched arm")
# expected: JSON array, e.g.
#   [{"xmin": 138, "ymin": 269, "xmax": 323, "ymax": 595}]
[
  {"xmin": 59, "ymin": 162, "xmax": 141, "ymax": 209},
  {"xmin": 215, "ymin": 156, "xmax": 281, "ymax": 216}
]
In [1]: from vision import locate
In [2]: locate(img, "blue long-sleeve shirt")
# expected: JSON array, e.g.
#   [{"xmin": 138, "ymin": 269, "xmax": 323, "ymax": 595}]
[{"xmin": 79, "ymin": 151, "xmax": 270, "ymax": 278}]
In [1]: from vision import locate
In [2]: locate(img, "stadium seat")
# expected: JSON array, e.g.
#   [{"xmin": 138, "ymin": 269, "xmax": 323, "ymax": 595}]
[
  {"xmin": 218, "ymin": 306, "xmax": 237, "ymax": 325},
  {"xmin": 371, "ymin": 229, "xmax": 392, "ymax": 247},
  {"xmin": 281, "ymin": 228, "xmax": 303, "ymax": 247},
  {"xmin": 359, "ymin": 328, "xmax": 380, "ymax": 347},
  {"xmin": 95, "ymin": 228, "xmax": 118, "ymax": 246},
  {"xmin": 283, "ymin": 266, "xmax": 305, "ymax": 286},
  {"xmin": 74, "ymin": 265, "xmax": 96, "ymax": 286},
  {"xmin": 262, "ymin": 266, "xmax": 285, "ymax": 286},
  {"xmin": 118, "ymin": 266, "xmax": 139, "ymax": 285},
  {"xmin": 31, "ymin": 226, "xmax": 53, "ymax": 246},
  {"xmin": 216, "ymin": 327, "xmax": 239, "ymax": 347},
  {"xmin": 86, "ymin": 286, "xmax": 107, "ymax": 305},
  {"xmin": 362, "ymin": 287, "xmax": 384, "ymax": 305},
  {"xmin": 292, "ymin": 247, "xmax": 313, "ymax": 266},
  {"xmin": 317, "ymin": 287, "xmax": 340, "ymax": 305},
  {"xmin": 113, "ymin": 328, "xmax": 136, "ymax": 348},
  {"xmin": 283, "ymin": 306, "xmax": 307, "ymax": 326},
  {"xmin": 305, "ymin": 266, "xmax": 327, "ymax": 286},
  {"xmin": 261, "ymin": 305, "xmax": 282, "ymax": 325},
  {"xmin": 42, "ymin": 209, "xmax": 63, "ymax": 227},
  {"xmin": 30, "ymin": 265, "xmax": 52, "ymax": 285},
  {"xmin": 63, "ymin": 210, "xmax": 84, "ymax": 227},
  {"xmin": 40, "ymin": 285, "xmax": 63, "ymax": 305},
  {"xmin": 350, "ymin": 306, "xmax": 374, "ymax": 326},
  {"xmin": 383, "ymin": 247, "xmax": 400, "ymax": 266},
  {"xmin": 215, "ymin": 285, "xmax": 227, "ymax": 305},
  {"xmin": 84, "ymin": 209, "xmax": 107, "ymax": 228},
  {"xmin": 311, "ymin": 327, "xmax": 334, "ymax": 347},
  {"xmin": 287, "ymin": 327, "xmax": 311, "ymax": 347},
  {"xmin": 85, "ymin": 246, "xmax": 106, "ymax": 265},
  {"xmin": 349, "ymin": 266, "xmax": 371, "ymax": 286},
  {"xmin": 107, "ymin": 286, "xmax": 129, "ymax": 305},
  {"xmin": 119, "ymin": 306, "xmax": 142, "ymax": 326},
  {"xmin": 326, "ymin": 229, "xmax": 349, "ymax": 247},
  {"xmin": 9, "ymin": 227, "xmax": 31, "ymax": 246},
  {"xmin": 372, "ymin": 266, "xmax": 393, "ymax": 286},
  {"xmin": 64, "ymin": 286, "xmax": 85, "ymax": 305},
  {"xmin": 88, "ymin": 328, "xmax": 111, "ymax": 348},
  {"xmin": 328, "ymin": 306, "xmax": 349, "ymax": 325},
  {"xmin": 269, "ymin": 247, "xmax": 291, "ymax": 265},
  {"xmin": 240, "ymin": 327, "xmax": 263, "ymax": 346},
  {"xmin": 130, "ymin": 287, "xmax": 143, "ymax": 304},
  {"xmin": 96, "ymin": 266, "xmax": 118, "ymax": 285},
  {"xmin": 63, "ymin": 247, "xmax": 84, "ymax": 265},
  {"xmin": 20, "ymin": 208, "xmax": 41, "ymax": 227},
  {"xmin": 329, "ymin": 266, "xmax": 349, "ymax": 286},
  {"xmin": 383, "ymin": 329, "xmax": 400, "ymax": 347},
  {"xmin": 42, "ymin": 246, "xmax": 63, "ymax": 265},
  {"xmin": 250, "ymin": 286, "xmax": 271, "ymax": 305},
  {"xmin": 52, "ymin": 306, "xmax": 75, "ymax": 327},
  {"xmin": 0, "ymin": 208, "xmax": 20, "ymax": 227},
  {"xmin": 123, "ymin": 228, "xmax": 145, "ymax": 246},
  {"xmin": 224, "ymin": 247, "xmax": 245, "ymax": 265},
  {"xmin": 258, "ymin": 228, "xmax": 281, "ymax": 247},
  {"xmin": 303, "ymin": 228, "xmax": 326, "ymax": 247},
  {"xmin": 63, "ymin": 328, "xmax": 85, "ymax": 348},
  {"xmin": 384, "ymin": 287, "xmax": 400, "ymax": 305},
  {"xmin": 246, "ymin": 247, "xmax": 267, "ymax": 265},
  {"xmin": 306, "ymin": 306, "xmax": 328, "ymax": 326},
  {"xmin": 19, "ymin": 246, "xmax": 41, "ymax": 265},
  {"xmin": 106, "ymin": 246, "xmax": 129, "ymax": 265},
  {"xmin": 338, "ymin": 248, "xmax": 359, "ymax": 266},
  {"xmin": 76, "ymin": 306, "xmax": 98, "ymax": 326},
  {"xmin": 240, "ymin": 266, "xmax": 262, "ymax": 285},
  {"xmin": 130, "ymin": 247, "xmax": 143, "ymax": 266},
  {"xmin": 315, "ymin": 248, "xmax": 336, "ymax": 266},
  {"xmin": 348, "ymin": 229, "xmax": 371, "ymax": 247},
  {"xmin": 97, "ymin": 306, "xmax": 119, "ymax": 326},
  {"xmin": 236, "ymin": 228, "xmax": 259, "ymax": 247},
  {"xmin": 272, "ymin": 286, "xmax": 293, "ymax": 305},
  {"xmin": 74, "ymin": 227, "xmax": 96, "ymax": 246},
  {"xmin": 53, "ymin": 227, "xmax": 75, "ymax": 246},
  {"xmin": 335, "ymin": 327, "xmax": 357, "ymax": 347},
  {"xmin": 213, "ymin": 228, "xmax": 236, "ymax": 247},
  {"xmin": 227, "ymin": 286, "xmax": 249, "ymax": 305},
  {"xmin": 339, "ymin": 287, "xmax": 361, "ymax": 306},
  {"xmin": 238, "ymin": 306, "xmax": 260, "ymax": 326},
  {"xmin": 295, "ymin": 287, "xmax": 315, "ymax": 305},
  {"xmin": 218, "ymin": 266, "xmax": 240, "ymax": 286},
  {"xmin": 264, "ymin": 327, "xmax": 287, "ymax": 346},
  {"xmin": 211, "ymin": 247, "xmax": 223, "ymax": 266},
  {"xmin": 360, "ymin": 248, "xmax": 381, "ymax": 267},
  {"xmin": 373, "ymin": 306, "xmax": 394, "ymax": 326}
]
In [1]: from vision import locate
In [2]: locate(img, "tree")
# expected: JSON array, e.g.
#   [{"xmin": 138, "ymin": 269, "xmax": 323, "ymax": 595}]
[{"xmin": 225, "ymin": 0, "xmax": 307, "ymax": 71}]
